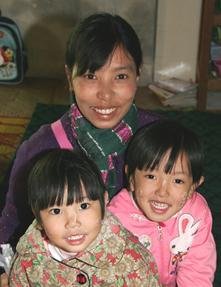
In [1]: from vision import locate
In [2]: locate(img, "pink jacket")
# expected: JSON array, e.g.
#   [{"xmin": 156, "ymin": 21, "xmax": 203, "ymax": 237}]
[{"xmin": 108, "ymin": 189, "xmax": 216, "ymax": 287}]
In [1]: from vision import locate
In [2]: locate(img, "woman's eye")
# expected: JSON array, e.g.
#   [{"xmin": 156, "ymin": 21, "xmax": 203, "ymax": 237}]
[
  {"xmin": 116, "ymin": 74, "xmax": 128, "ymax": 80},
  {"xmin": 84, "ymin": 73, "xmax": 96, "ymax": 80},
  {"xmin": 49, "ymin": 208, "xmax": 61, "ymax": 215},
  {"xmin": 80, "ymin": 202, "xmax": 89, "ymax": 210}
]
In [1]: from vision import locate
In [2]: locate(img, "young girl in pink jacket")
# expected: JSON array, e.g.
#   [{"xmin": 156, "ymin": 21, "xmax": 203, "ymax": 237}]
[{"xmin": 108, "ymin": 119, "xmax": 216, "ymax": 287}]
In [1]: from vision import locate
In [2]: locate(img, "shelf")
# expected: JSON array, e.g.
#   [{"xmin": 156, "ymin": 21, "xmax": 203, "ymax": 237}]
[
  {"xmin": 197, "ymin": 0, "xmax": 218, "ymax": 110},
  {"xmin": 208, "ymin": 78, "xmax": 221, "ymax": 90},
  {"xmin": 213, "ymin": 14, "xmax": 221, "ymax": 25}
]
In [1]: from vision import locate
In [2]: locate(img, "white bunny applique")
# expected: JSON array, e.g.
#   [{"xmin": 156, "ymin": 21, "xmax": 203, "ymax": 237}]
[{"xmin": 170, "ymin": 213, "xmax": 200, "ymax": 267}]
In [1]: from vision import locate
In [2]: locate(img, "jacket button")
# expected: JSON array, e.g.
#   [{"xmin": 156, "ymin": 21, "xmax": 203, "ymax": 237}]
[{"xmin": 76, "ymin": 273, "xmax": 87, "ymax": 284}]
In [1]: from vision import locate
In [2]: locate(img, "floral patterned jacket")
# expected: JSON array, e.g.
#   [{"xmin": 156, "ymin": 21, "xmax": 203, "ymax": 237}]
[{"xmin": 9, "ymin": 211, "xmax": 160, "ymax": 286}]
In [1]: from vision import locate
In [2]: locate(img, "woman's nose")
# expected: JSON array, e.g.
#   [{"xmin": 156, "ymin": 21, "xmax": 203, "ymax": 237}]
[{"xmin": 97, "ymin": 81, "xmax": 114, "ymax": 101}]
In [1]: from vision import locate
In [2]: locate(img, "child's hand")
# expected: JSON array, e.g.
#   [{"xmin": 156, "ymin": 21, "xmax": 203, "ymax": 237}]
[{"xmin": 0, "ymin": 273, "xmax": 9, "ymax": 287}]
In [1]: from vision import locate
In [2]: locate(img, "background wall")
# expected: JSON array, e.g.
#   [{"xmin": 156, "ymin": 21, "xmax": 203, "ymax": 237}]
[
  {"xmin": 1, "ymin": 0, "xmax": 203, "ymax": 85},
  {"xmin": 0, "ymin": 0, "xmax": 157, "ymax": 85},
  {"xmin": 154, "ymin": 0, "xmax": 202, "ymax": 82}
]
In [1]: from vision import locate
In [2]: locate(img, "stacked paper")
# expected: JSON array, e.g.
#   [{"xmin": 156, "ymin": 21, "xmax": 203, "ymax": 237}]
[{"xmin": 149, "ymin": 78, "xmax": 197, "ymax": 108}]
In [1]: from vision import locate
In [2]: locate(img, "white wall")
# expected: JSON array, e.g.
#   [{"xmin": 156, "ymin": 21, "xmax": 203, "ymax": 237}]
[
  {"xmin": 0, "ymin": 0, "xmax": 157, "ymax": 84},
  {"xmin": 1, "ymin": 1, "xmax": 202, "ymax": 84},
  {"xmin": 154, "ymin": 0, "xmax": 202, "ymax": 82}
]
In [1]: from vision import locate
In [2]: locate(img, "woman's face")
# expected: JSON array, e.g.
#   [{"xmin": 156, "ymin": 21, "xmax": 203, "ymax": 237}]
[{"xmin": 71, "ymin": 46, "xmax": 139, "ymax": 129}]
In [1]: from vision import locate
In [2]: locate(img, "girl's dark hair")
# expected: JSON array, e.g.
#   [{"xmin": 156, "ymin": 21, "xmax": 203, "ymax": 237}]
[
  {"xmin": 65, "ymin": 12, "xmax": 142, "ymax": 76},
  {"xmin": 125, "ymin": 119, "xmax": 204, "ymax": 187},
  {"xmin": 28, "ymin": 149, "xmax": 106, "ymax": 223}
]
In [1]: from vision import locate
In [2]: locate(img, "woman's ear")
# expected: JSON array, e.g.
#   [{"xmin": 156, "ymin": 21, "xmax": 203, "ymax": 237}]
[
  {"xmin": 136, "ymin": 67, "xmax": 142, "ymax": 82},
  {"xmin": 65, "ymin": 64, "xmax": 73, "ymax": 92}
]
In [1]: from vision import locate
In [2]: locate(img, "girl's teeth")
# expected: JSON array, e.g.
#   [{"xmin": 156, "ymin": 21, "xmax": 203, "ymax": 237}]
[
  {"xmin": 67, "ymin": 235, "xmax": 83, "ymax": 240},
  {"xmin": 94, "ymin": 108, "xmax": 115, "ymax": 115},
  {"xmin": 152, "ymin": 201, "xmax": 168, "ymax": 210}
]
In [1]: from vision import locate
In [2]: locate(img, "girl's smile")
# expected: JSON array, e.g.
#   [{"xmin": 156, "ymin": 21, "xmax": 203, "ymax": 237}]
[
  {"xmin": 40, "ymin": 188, "xmax": 103, "ymax": 254},
  {"xmin": 65, "ymin": 234, "xmax": 86, "ymax": 246},
  {"xmin": 130, "ymin": 151, "xmax": 202, "ymax": 223},
  {"xmin": 150, "ymin": 200, "xmax": 170, "ymax": 214}
]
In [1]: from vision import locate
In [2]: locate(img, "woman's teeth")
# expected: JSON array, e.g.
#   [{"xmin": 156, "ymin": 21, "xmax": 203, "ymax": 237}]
[{"xmin": 93, "ymin": 107, "xmax": 116, "ymax": 115}]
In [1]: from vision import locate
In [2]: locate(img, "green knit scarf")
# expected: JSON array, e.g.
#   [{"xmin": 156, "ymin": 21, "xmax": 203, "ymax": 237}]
[{"xmin": 69, "ymin": 103, "xmax": 138, "ymax": 198}]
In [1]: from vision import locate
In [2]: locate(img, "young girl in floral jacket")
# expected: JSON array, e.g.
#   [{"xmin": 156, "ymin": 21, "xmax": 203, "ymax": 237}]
[{"xmin": 9, "ymin": 149, "xmax": 160, "ymax": 286}]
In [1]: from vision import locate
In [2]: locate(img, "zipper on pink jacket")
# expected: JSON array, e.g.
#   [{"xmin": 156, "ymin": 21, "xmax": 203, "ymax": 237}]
[{"xmin": 157, "ymin": 222, "xmax": 165, "ymax": 240}]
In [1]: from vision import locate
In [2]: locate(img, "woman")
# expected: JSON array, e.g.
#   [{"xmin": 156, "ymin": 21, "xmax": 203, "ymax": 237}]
[{"xmin": 0, "ymin": 12, "xmax": 159, "ymax": 248}]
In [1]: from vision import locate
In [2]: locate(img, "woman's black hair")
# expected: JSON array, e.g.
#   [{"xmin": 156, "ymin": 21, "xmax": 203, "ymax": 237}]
[
  {"xmin": 28, "ymin": 149, "xmax": 106, "ymax": 223},
  {"xmin": 125, "ymin": 119, "xmax": 204, "ymax": 187},
  {"xmin": 65, "ymin": 12, "xmax": 142, "ymax": 76}
]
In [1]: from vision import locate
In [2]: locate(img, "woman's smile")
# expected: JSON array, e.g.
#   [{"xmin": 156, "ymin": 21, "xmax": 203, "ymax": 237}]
[
  {"xmin": 92, "ymin": 106, "xmax": 116, "ymax": 115},
  {"xmin": 72, "ymin": 46, "xmax": 138, "ymax": 129},
  {"xmin": 91, "ymin": 106, "xmax": 117, "ymax": 121}
]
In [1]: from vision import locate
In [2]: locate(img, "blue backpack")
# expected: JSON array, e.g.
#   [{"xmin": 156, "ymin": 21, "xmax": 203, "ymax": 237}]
[{"xmin": 0, "ymin": 14, "xmax": 27, "ymax": 84}]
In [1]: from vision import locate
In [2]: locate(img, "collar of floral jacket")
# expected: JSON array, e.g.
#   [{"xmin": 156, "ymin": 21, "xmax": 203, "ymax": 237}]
[{"xmin": 16, "ymin": 211, "xmax": 127, "ymax": 269}]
